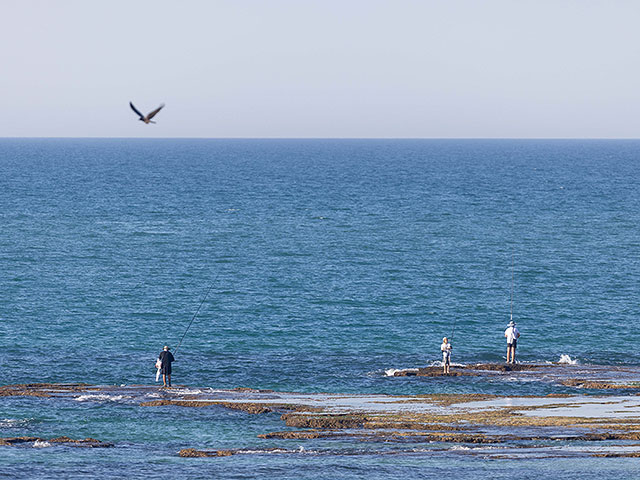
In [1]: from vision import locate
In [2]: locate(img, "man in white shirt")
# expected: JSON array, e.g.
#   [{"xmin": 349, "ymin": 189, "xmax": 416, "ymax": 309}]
[
  {"xmin": 441, "ymin": 337, "xmax": 452, "ymax": 374},
  {"xmin": 504, "ymin": 320, "xmax": 520, "ymax": 364}
]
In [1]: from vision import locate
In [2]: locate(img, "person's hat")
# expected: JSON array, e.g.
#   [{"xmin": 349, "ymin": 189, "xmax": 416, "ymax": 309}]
[
  {"xmin": 508, "ymin": 321, "xmax": 516, "ymax": 327},
  {"xmin": 163, "ymin": 345, "xmax": 170, "ymax": 350},
  {"xmin": 443, "ymin": 337, "xmax": 447, "ymax": 342}
]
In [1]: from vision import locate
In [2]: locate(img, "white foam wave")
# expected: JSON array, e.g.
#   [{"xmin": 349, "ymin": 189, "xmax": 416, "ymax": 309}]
[
  {"xmin": 428, "ymin": 360, "xmax": 466, "ymax": 367},
  {"xmin": 411, "ymin": 446, "xmax": 503, "ymax": 453},
  {"xmin": 504, "ymin": 376, "xmax": 537, "ymax": 383},
  {"xmin": 558, "ymin": 354, "xmax": 578, "ymax": 365},
  {"xmin": 384, "ymin": 368, "xmax": 418, "ymax": 377},
  {"xmin": 237, "ymin": 448, "xmax": 316, "ymax": 455},
  {"xmin": 171, "ymin": 388, "xmax": 203, "ymax": 395},
  {"xmin": 0, "ymin": 418, "xmax": 32, "ymax": 428},
  {"xmin": 74, "ymin": 394, "xmax": 125, "ymax": 402},
  {"xmin": 385, "ymin": 362, "xmax": 466, "ymax": 376},
  {"xmin": 450, "ymin": 445, "xmax": 502, "ymax": 451},
  {"xmin": 33, "ymin": 440, "xmax": 52, "ymax": 448}
]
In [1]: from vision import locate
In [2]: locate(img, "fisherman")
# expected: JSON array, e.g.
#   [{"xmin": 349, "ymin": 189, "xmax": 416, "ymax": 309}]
[
  {"xmin": 504, "ymin": 321, "xmax": 520, "ymax": 364},
  {"xmin": 441, "ymin": 337, "xmax": 452, "ymax": 374},
  {"xmin": 158, "ymin": 345, "xmax": 175, "ymax": 387}
]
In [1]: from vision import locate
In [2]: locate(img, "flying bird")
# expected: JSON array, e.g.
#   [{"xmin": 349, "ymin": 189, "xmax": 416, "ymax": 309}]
[{"xmin": 129, "ymin": 101, "xmax": 165, "ymax": 124}]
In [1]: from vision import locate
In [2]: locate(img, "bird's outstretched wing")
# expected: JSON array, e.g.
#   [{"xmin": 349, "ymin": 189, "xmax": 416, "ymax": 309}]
[
  {"xmin": 129, "ymin": 102, "xmax": 144, "ymax": 119},
  {"xmin": 147, "ymin": 104, "xmax": 165, "ymax": 120}
]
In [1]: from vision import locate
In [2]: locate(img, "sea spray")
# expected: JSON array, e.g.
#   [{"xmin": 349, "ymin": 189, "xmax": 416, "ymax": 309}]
[
  {"xmin": 32, "ymin": 440, "xmax": 52, "ymax": 448},
  {"xmin": 385, "ymin": 368, "xmax": 419, "ymax": 377},
  {"xmin": 558, "ymin": 354, "xmax": 578, "ymax": 365},
  {"xmin": 74, "ymin": 394, "xmax": 126, "ymax": 402}
]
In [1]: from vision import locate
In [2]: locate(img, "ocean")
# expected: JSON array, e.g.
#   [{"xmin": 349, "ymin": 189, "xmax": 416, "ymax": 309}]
[{"xmin": 1, "ymin": 139, "xmax": 640, "ymax": 478}]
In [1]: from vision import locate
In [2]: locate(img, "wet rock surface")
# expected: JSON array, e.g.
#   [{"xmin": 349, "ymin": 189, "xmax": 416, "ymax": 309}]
[
  {"xmin": 179, "ymin": 448, "xmax": 235, "ymax": 457},
  {"xmin": 8, "ymin": 364, "xmax": 640, "ymax": 459},
  {"xmin": 258, "ymin": 431, "xmax": 325, "ymax": 439},
  {"xmin": 139, "ymin": 399, "xmax": 313, "ymax": 414},
  {"xmin": 560, "ymin": 378, "xmax": 640, "ymax": 390},
  {"xmin": 0, "ymin": 383, "xmax": 93, "ymax": 398},
  {"xmin": 282, "ymin": 413, "xmax": 367, "ymax": 429},
  {"xmin": 179, "ymin": 447, "xmax": 298, "ymax": 457},
  {"xmin": 593, "ymin": 451, "xmax": 640, "ymax": 457},
  {"xmin": 0, "ymin": 436, "xmax": 113, "ymax": 448},
  {"xmin": 393, "ymin": 363, "xmax": 544, "ymax": 377}
]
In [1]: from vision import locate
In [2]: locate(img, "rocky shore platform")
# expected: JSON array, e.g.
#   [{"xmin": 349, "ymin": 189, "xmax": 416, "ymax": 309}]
[
  {"xmin": 387, "ymin": 362, "xmax": 640, "ymax": 389},
  {"xmin": 5, "ymin": 363, "xmax": 640, "ymax": 458},
  {"xmin": 0, "ymin": 436, "xmax": 112, "ymax": 448}
]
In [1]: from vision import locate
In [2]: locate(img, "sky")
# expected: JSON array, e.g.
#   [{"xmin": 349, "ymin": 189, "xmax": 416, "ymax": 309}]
[{"xmin": 1, "ymin": 0, "xmax": 639, "ymax": 138}]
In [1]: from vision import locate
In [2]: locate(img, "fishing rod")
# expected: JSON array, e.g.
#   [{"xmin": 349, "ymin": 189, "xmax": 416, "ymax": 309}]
[
  {"xmin": 510, "ymin": 250, "xmax": 514, "ymax": 323},
  {"xmin": 509, "ymin": 250, "xmax": 517, "ymax": 364},
  {"xmin": 174, "ymin": 277, "xmax": 218, "ymax": 354},
  {"xmin": 449, "ymin": 317, "xmax": 457, "ymax": 342}
]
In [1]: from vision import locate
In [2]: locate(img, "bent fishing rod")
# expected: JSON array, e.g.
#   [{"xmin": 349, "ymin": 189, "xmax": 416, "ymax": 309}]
[
  {"xmin": 510, "ymin": 250, "xmax": 514, "ymax": 323},
  {"xmin": 173, "ymin": 277, "xmax": 219, "ymax": 354},
  {"xmin": 450, "ymin": 251, "xmax": 514, "ymax": 343},
  {"xmin": 449, "ymin": 317, "xmax": 457, "ymax": 342}
]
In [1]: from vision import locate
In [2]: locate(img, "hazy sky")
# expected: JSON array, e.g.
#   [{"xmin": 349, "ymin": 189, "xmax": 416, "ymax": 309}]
[{"xmin": 1, "ymin": 0, "xmax": 639, "ymax": 138}]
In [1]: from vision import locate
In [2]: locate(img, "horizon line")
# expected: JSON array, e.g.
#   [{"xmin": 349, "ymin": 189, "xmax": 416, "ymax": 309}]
[{"xmin": 1, "ymin": 136, "xmax": 640, "ymax": 141}]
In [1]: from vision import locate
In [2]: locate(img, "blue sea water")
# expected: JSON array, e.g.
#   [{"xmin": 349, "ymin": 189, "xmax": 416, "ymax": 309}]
[{"xmin": 1, "ymin": 139, "xmax": 640, "ymax": 478}]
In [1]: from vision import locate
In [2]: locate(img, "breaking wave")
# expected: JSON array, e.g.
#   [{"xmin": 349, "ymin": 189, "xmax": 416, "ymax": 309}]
[
  {"xmin": 74, "ymin": 394, "xmax": 125, "ymax": 402},
  {"xmin": 235, "ymin": 446, "xmax": 315, "ymax": 455},
  {"xmin": 558, "ymin": 354, "xmax": 578, "ymax": 365},
  {"xmin": 0, "ymin": 418, "xmax": 34, "ymax": 428},
  {"xmin": 170, "ymin": 388, "xmax": 204, "ymax": 395},
  {"xmin": 384, "ymin": 362, "xmax": 467, "ymax": 376},
  {"xmin": 384, "ymin": 368, "xmax": 418, "ymax": 377}
]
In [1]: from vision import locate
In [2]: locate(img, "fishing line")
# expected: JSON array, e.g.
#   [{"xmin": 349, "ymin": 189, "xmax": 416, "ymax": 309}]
[{"xmin": 174, "ymin": 274, "xmax": 219, "ymax": 354}]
